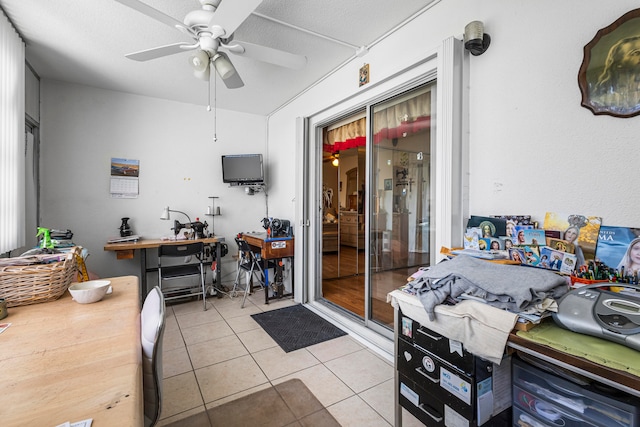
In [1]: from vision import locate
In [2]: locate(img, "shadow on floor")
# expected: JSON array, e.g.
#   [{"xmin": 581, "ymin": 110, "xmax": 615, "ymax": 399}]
[{"xmin": 162, "ymin": 378, "xmax": 341, "ymax": 427}]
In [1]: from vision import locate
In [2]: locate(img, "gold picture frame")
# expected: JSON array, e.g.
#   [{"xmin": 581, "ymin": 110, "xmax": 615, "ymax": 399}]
[
  {"xmin": 359, "ymin": 63, "xmax": 369, "ymax": 87},
  {"xmin": 578, "ymin": 8, "xmax": 640, "ymax": 118}
]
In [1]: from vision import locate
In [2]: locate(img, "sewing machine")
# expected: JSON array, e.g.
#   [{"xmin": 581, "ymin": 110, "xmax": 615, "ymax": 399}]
[{"xmin": 172, "ymin": 219, "xmax": 208, "ymax": 239}]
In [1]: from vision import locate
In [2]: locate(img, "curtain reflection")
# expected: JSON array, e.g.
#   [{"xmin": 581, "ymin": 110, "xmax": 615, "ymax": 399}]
[{"xmin": 322, "ymin": 92, "xmax": 431, "ymax": 154}]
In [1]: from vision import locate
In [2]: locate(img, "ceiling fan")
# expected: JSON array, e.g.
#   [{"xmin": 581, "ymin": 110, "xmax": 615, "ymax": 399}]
[{"xmin": 114, "ymin": 0, "xmax": 307, "ymax": 88}]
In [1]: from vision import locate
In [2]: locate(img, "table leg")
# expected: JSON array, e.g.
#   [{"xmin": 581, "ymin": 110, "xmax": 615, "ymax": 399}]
[
  {"xmin": 139, "ymin": 248, "xmax": 147, "ymax": 307},
  {"xmin": 215, "ymin": 242, "xmax": 222, "ymax": 285},
  {"xmin": 264, "ymin": 267, "xmax": 270, "ymax": 304}
]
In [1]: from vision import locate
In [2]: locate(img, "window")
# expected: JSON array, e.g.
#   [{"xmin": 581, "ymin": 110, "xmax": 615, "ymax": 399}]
[{"xmin": 0, "ymin": 10, "xmax": 26, "ymax": 254}]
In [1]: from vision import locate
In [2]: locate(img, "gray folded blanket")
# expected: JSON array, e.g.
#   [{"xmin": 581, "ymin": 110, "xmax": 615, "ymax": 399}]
[{"xmin": 407, "ymin": 255, "xmax": 569, "ymax": 320}]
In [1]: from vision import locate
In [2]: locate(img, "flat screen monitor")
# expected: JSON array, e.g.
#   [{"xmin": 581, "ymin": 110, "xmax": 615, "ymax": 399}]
[{"xmin": 221, "ymin": 154, "xmax": 264, "ymax": 184}]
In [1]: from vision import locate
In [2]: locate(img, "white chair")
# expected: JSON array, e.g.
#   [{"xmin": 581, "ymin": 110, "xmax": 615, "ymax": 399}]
[{"xmin": 141, "ymin": 286, "xmax": 165, "ymax": 427}]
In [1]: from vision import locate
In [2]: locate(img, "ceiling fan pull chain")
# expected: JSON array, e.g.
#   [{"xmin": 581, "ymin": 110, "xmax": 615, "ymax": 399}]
[{"xmin": 213, "ymin": 71, "xmax": 218, "ymax": 142}]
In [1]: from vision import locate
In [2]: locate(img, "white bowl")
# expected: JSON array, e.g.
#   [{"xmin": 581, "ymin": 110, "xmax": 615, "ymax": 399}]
[{"xmin": 68, "ymin": 280, "xmax": 112, "ymax": 304}]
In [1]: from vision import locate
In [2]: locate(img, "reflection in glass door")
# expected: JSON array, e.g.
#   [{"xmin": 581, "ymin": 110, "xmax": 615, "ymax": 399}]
[
  {"xmin": 318, "ymin": 83, "xmax": 436, "ymax": 328},
  {"xmin": 321, "ymin": 114, "xmax": 366, "ymax": 317},
  {"xmin": 369, "ymin": 84, "xmax": 435, "ymax": 327}
]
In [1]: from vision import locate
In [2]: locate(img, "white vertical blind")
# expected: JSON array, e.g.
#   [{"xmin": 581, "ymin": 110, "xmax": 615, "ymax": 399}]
[{"xmin": 0, "ymin": 10, "xmax": 25, "ymax": 254}]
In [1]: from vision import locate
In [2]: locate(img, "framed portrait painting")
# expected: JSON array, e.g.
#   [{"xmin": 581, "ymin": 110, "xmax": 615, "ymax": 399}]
[{"xmin": 578, "ymin": 8, "xmax": 640, "ymax": 118}]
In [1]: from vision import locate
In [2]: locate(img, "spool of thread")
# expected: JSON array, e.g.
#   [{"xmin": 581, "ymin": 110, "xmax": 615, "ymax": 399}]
[
  {"xmin": 216, "ymin": 206, "xmax": 221, "ymax": 215},
  {"xmin": 206, "ymin": 206, "xmax": 212, "ymax": 215}
]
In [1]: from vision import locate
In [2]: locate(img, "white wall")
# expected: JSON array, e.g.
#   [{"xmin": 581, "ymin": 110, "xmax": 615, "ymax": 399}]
[{"xmin": 40, "ymin": 81, "xmax": 267, "ymax": 281}]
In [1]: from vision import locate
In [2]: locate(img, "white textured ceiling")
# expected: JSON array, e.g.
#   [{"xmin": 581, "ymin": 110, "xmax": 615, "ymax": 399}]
[{"xmin": 0, "ymin": 0, "xmax": 433, "ymax": 115}]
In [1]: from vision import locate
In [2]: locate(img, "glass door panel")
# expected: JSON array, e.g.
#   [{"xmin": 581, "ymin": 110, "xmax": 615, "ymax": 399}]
[
  {"xmin": 369, "ymin": 84, "xmax": 435, "ymax": 327},
  {"xmin": 322, "ymin": 156, "xmax": 339, "ymax": 279},
  {"xmin": 321, "ymin": 116, "xmax": 366, "ymax": 318}
]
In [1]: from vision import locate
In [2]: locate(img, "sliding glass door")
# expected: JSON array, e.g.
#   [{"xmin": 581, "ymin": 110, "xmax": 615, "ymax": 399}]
[
  {"xmin": 318, "ymin": 83, "xmax": 435, "ymax": 329},
  {"xmin": 369, "ymin": 84, "xmax": 435, "ymax": 327}
]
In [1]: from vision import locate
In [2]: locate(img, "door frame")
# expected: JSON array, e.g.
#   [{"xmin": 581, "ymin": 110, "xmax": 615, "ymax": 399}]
[{"xmin": 297, "ymin": 37, "xmax": 467, "ymax": 357}]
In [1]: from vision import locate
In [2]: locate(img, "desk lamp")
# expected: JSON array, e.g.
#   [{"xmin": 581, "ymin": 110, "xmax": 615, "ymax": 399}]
[{"xmin": 160, "ymin": 207, "xmax": 191, "ymax": 224}]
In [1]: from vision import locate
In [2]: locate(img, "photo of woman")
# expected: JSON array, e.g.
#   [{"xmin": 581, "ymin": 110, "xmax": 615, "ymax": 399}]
[
  {"xmin": 503, "ymin": 238, "xmax": 513, "ymax": 250},
  {"xmin": 543, "ymin": 212, "xmax": 601, "ymax": 270},
  {"xmin": 595, "ymin": 226, "xmax": 640, "ymax": 275},
  {"xmin": 617, "ymin": 237, "xmax": 640, "ymax": 275},
  {"xmin": 509, "ymin": 248, "xmax": 525, "ymax": 264},
  {"xmin": 563, "ymin": 225, "xmax": 585, "ymax": 268}
]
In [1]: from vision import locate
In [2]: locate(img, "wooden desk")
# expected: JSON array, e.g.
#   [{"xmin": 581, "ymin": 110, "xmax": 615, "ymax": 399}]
[
  {"xmin": 241, "ymin": 232, "xmax": 294, "ymax": 304},
  {"xmin": 104, "ymin": 237, "xmax": 224, "ymax": 305},
  {"xmin": 0, "ymin": 276, "xmax": 142, "ymax": 426}
]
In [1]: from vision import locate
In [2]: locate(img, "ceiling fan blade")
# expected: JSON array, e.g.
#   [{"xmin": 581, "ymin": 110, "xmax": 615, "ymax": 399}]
[
  {"xmin": 208, "ymin": 0, "xmax": 263, "ymax": 38},
  {"xmin": 114, "ymin": 0, "xmax": 195, "ymax": 37},
  {"xmin": 225, "ymin": 41, "xmax": 307, "ymax": 70},
  {"xmin": 126, "ymin": 42, "xmax": 193, "ymax": 61}
]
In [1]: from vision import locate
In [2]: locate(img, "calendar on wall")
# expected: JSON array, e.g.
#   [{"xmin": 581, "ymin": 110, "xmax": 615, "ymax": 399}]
[{"xmin": 110, "ymin": 158, "xmax": 139, "ymax": 198}]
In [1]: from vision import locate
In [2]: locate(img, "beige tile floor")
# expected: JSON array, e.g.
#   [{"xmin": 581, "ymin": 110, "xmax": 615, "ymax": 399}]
[{"xmin": 156, "ymin": 289, "xmax": 423, "ymax": 426}]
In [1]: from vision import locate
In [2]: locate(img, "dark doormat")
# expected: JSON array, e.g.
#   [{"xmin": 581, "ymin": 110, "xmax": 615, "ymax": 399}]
[
  {"xmin": 163, "ymin": 379, "xmax": 341, "ymax": 427},
  {"xmin": 251, "ymin": 304, "xmax": 347, "ymax": 352}
]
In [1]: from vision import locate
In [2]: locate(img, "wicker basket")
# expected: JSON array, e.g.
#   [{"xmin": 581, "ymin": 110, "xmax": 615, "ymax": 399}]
[{"xmin": 0, "ymin": 247, "xmax": 79, "ymax": 307}]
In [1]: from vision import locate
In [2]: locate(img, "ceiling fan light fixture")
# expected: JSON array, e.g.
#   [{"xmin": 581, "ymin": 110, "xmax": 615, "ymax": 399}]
[
  {"xmin": 212, "ymin": 53, "xmax": 236, "ymax": 80},
  {"xmin": 189, "ymin": 49, "xmax": 210, "ymax": 72},
  {"xmin": 194, "ymin": 66, "xmax": 211, "ymax": 81}
]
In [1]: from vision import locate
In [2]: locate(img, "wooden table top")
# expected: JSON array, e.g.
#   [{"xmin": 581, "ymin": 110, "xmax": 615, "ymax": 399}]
[
  {"xmin": 104, "ymin": 236, "xmax": 221, "ymax": 251},
  {"xmin": 0, "ymin": 276, "xmax": 143, "ymax": 426},
  {"xmin": 241, "ymin": 232, "xmax": 294, "ymax": 260}
]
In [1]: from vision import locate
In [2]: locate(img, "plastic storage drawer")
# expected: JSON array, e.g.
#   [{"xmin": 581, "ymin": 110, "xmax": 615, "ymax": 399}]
[
  {"xmin": 513, "ymin": 385, "xmax": 597, "ymax": 427},
  {"xmin": 513, "ymin": 357, "xmax": 640, "ymax": 427}
]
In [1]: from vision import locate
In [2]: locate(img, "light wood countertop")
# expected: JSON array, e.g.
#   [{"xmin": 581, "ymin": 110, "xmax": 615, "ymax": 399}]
[
  {"xmin": 103, "ymin": 236, "xmax": 221, "ymax": 251},
  {"xmin": 0, "ymin": 275, "xmax": 143, "ymax": 426}
]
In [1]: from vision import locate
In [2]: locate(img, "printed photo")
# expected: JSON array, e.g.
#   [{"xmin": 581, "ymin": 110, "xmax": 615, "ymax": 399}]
[
  {"xmin": 467, "ymin": 215, "xmax": 507, "ymax": 238},
  {"xmin": 513, "ymin": 225, "xmax": 533, "ymax": 246},
  {"xmin": 522, "ymin": 229, "xmax": 546, "ymax": 246},
  {"xmin": 488, "ymin": 238, "xmax": 502, "ymax": 251},
  {"xmin": 523, "ymin": 245, "xmax": 541, "ymax": 266},
  {"xmin": 596, "ymin": 226, "xmax": 640, "ymax": 276},
  {"xmin": 500, "ymin": 236, "xmax": 514, "ymax": 250},
  {"xmin": 543, "ymin": 212, "xmax": 602, "ymax": 268},
  {"xmin": 464, "ymin": 228, "xmax": 481, "ymax": 250},
  {"xmin": 546, "ymin": 238, "xmax": 575, "ymax": 254},
  {"xmin": 492, "ymin": 215, "xmax": 535, "ymax": 226},
  {"xmin": 509, "ymin": 248, "xmax": 526, "ymax": 264},
  {"xmin": 479, "ymin": 238, "xmax": 489, "ymax": 251},
  {"xmin": 546, "ymin": 249, "xmax": 565, "ymax": 272}
]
